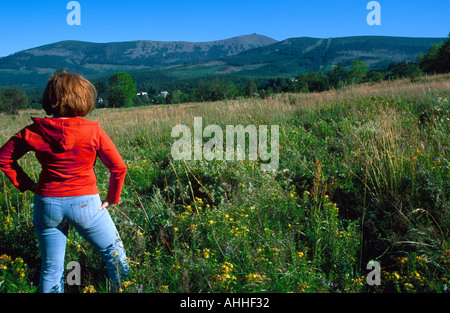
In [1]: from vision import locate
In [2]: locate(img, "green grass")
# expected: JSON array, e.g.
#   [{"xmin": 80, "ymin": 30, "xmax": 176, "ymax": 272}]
[{"xmin": 0, "ymin": 75, "xmax": 449, "ymax": 293}]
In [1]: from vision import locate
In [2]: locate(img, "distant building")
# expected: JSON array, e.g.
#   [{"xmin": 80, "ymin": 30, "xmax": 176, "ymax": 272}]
[
  {"xmin": 136, "ymin": 92, "xmax": 148, "ymax": 96},
  {"xmin": 161, "ymin": 91, "xmax": 169, "ymax": 99}
]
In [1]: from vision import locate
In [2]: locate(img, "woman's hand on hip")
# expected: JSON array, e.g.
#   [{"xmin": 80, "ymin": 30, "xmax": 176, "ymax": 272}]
[{"xmin": 100, "ymin": 200, "xmax": 111, "ymax": 210}]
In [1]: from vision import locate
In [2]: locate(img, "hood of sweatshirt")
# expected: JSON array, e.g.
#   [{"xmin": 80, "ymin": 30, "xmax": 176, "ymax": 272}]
[{"xmin": 31, "ymin": 117, "xmax": 99, "ymax": 153}]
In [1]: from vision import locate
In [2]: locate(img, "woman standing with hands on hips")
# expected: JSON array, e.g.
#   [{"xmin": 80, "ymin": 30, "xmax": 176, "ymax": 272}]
[{"xmin": 0, "ymin": 72, "xmax": 129, "ymax": 293}]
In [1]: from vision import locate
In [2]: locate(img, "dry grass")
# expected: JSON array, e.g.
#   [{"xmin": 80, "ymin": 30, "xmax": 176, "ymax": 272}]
[{"xmin": 0, "ymin": 74, "xmax": 448, "ymax": 293}]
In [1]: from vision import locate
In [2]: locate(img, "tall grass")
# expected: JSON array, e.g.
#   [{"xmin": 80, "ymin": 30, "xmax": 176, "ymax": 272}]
[{"xmin": 0, "ymin": 74, "xmax": 449, "ymax": 293}]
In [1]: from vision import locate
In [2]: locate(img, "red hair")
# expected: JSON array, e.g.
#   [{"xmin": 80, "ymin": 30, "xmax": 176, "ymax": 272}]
[{"xmin": 41, "ymin": 72, "xmax": 97, "ymax": 117}]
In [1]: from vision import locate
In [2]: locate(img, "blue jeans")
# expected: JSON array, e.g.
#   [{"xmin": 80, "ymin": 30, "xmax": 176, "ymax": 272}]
[{"xmin": 33, "ymin": 194, "xmax": 129, "ymax": 293}]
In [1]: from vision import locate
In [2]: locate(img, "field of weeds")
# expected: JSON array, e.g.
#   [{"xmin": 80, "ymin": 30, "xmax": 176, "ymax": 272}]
[{"xmin": 1, "ymin": 74, "xmax": 449, "ymax": 293}]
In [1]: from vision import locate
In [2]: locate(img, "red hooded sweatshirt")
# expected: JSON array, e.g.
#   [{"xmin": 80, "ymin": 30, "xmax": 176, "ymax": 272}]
[{"xmin": 0, "ymin": 117, "xmax": 126, "ymax": 204}]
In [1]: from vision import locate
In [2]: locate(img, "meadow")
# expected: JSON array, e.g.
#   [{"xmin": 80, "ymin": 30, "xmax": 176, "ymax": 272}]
[{"xmin": 0, "ymin": 74, "xmax": 448, "ymax": 293}]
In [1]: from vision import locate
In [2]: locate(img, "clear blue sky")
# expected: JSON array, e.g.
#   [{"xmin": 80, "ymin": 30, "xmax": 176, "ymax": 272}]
[{"xmin": 0, "ymin": 0, "xmax": 448, "ymax": 57}]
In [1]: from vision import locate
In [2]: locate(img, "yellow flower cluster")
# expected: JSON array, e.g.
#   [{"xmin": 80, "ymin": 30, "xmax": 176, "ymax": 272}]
[
  {"xmin": 296, "ymin": 252, "xmax": 305, "ymax": 258},
  {"xmin": 269, "ymin": 248, "xmax": 279, "ymax": 255},
  {"xmin": 399, "ymin": 255, "xmax": 428, "ymax": 264},
  {"xmin": 220, "ymin": 262, "xmax": 234, "ymax": 274},
  {"xmin": 350, "ymin": 276, "xmax": 365, "ymax": 287},
  {"xmin": 195, "ymin": 197, "xmax": 203, "ymax": 204},
  {"xmin": 82, "ymin": 285, "xmax": 97, "ymax": 293},
  {"xmin": 230, "ymin": 225, "xmax": 249, "ymax": 237},
  {"xmin": 384, "ymin": 269, "xmax": 427, "ymax": 291},
  {"xmin": 246, "ymin": 273, "xmax": 267, "ymax": 283},
  {"xmin": 213, "ymin": 261, "xmax": 237, "ymax": 290},
  {"xmin": 203, "ymin": 249, "xmax": 211, "ymax": 259},
  {"xmin": 3, "ymin": 216, "xmax": 13, "ymax": 229},
  {"xmin": 0, "ymin": 255, "xmax": 26, "ymax": 277},
  {"xmin": 118, "ymin": 281, "xmax": 133, "ymax": 292}
]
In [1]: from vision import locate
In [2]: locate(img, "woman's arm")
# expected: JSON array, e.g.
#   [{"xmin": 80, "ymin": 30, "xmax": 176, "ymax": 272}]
[
  {"xmin": 96, "ymin": 128, "xmax": 127, "ymax": 205},
  {"xmin": 0, "ymin": 131, "xmax": 36, "ymax": 192}
]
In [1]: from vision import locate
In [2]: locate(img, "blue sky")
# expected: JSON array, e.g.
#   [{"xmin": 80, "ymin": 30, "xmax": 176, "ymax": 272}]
[{"xmin": 0, "ymin": 0, "xmax": 448, "ymax": 56}]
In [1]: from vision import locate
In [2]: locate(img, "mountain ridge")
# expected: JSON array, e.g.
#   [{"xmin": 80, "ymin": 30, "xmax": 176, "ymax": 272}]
[
  {"xmin": 218, "ymin": 35, "xmax": 445, "ymax": 76},
  {"xmin": 8, "ymin": 34, "xmax": 277, "ymax": 65},
  {"xmin": 0, "ymin": 34, "xmax": 444, "ymax": 88}
]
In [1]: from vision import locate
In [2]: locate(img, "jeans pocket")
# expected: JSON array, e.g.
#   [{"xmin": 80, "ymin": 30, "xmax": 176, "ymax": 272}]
[
  {"xmin": 33, "ymin": 196, "xmax": 62, "ymax": 228},
  {"xmin": 71, "ymin": 197, "xmax": 95, "ymax": 227}
]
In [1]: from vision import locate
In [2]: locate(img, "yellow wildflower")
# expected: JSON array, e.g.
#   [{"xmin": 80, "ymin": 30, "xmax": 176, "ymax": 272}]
[
  {"xmin": 82, "ymin": 285, "xmax": 96, "ymax": 293},
  {"xmin": 203, "ymin": 249, "xmax": 211, "ymax": 259},
  {"xmin": 122, "ymin": 281, "xmax": 133, "ymax": 288},
  {"xmin": 195, "ymin": 197, "xmax": 203, "ymax": 203}
]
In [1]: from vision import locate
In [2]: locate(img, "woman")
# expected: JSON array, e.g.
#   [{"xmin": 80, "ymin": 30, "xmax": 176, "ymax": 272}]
[{"xmin": 0, "ymin": 72, "xmax": 129, "ymax": 293}]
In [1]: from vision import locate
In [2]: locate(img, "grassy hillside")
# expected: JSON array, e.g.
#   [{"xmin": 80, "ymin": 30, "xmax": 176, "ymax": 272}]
[
  {"xmin": 0, "ymin": 35, "xmax": 443, "ymax": 89},
  {"xmin": 105, "ymin": 36, "xmax": 447, "ymax": 90},
  {"xmin": 218, "ymin": 36, "xmax": 445, "ymax": 76},
  {"xmin": 0, "ymin": 74, "xmax": 448, "ymax": 293},
  {"xmin": 0, "ymin": 35, "xmax": 277, "ymax": 88}
]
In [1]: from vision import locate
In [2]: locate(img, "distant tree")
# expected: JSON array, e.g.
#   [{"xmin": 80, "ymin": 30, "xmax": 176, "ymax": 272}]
[
  {"xmin": 140, "ymin": 93, "xmax": 150, "ymax": 105},
  {"xmin": 196, "ymin": 79, "xmax": 212, "ymax": 101},
  {"xmin": 107, "ymin": 72, "xmax": 136, "ymax": 108},
  {"xmin": 194, "ymin": 77, "xmax": 237, "ymax": 102},
  {"xmin": 389, "ymin": 61, "xmax": 423, "ymax": 80},
  {"xmin": 259, "ymin": 87, "xmax": 273, "ymax": 99},
  {"xmin": 189, "ymin": 88, "xmax": 201, "ymax": 102},
  {"xmin": 166, "ymin": 90, "xmax": 183, "ymax": 104},
  {"xmin": 419, "ymin": 44, "xmax": 440, "ymax": 74},
  {"xmin": 94, "ymin": 79, "xmax": 109, "ymax": 108},
  {"xmin": 367, "ymin": 70, "xmax": 385, "ymax": 83},
  {"xmin": 436, "ymin": 36, "xmax": 450, "ymax": 73},
  {"xmin": 327, "ymin": 63, "xmax": 348, "ymax": 89},
  {"xmin": 418, "ymin": 34, "xmax": 450, "ymax": 74},
  {"xmin": 287, "ymin": 79, "xmax": 299, "ymax": 93},
  {"xmin": 303, "ymin": 72, "xmax": 329, "ymax": 92},
  {"xmin": 0, "ymin": 93, "xmax": 4, "ymax": 113},
  {"xmin": 349, "ymin": 59, "xmax": 367, "ymax": 83},
  {"xmin": 266, "ymin": 77, "xmax": 289, "ymax": 93},
  {"xmin": 209, "ymin": 78, "xmax": 227, "ymax": 101},
  {"xmin": 245, "ymin": 78, "xmax": 258, "ymax": 97},
  {"xmin": 224, "ymin": 81, "xmax": 239, "ymax": 100},
  {"xmin": 0, "ymin": 86, "xmax": 29, "ymax": 115}
]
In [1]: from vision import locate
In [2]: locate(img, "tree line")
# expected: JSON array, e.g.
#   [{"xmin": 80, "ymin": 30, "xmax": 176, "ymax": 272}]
[
  {"xmin": 100, "ymin": 35, "xmax": 450, "ymax": 107},
  {"xmin": 1, "ymin": 36, "xmax": 449, "ymax": 114}
]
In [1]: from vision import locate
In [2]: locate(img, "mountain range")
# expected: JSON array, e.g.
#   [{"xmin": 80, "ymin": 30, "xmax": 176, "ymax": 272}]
[{"xmin": 0, "ymin": 34, "xmax": 444, "ymax": 88}]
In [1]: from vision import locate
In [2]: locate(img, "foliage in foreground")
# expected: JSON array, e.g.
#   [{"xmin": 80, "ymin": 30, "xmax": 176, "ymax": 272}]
[{"xmin": 0, "ymin": 77, "xmax": 448, "ymax": 293}]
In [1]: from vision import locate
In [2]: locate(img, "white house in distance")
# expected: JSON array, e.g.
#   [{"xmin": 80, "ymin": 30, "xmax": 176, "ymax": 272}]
[
  {"xmin": 136, "ymin": 92, "xmax": 148, "ymax": 96},
  {"xmin": 161, "ymin": 91, "xmax": 169, "ymax": 99}
]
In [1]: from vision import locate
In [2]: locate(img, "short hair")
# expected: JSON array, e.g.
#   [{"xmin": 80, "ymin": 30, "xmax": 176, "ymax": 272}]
[{"xmin": 41, "ymin": 72, "xmax": 97, "ymax": 117}]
